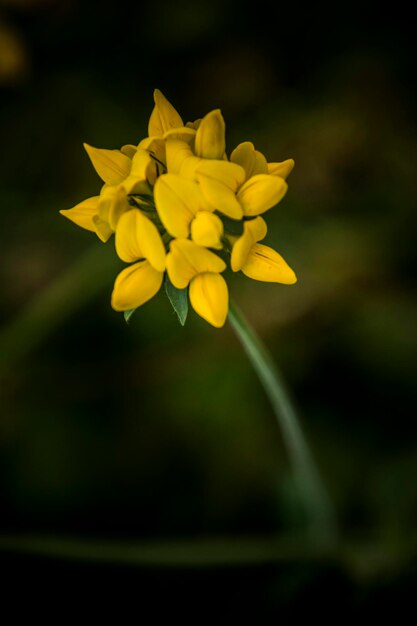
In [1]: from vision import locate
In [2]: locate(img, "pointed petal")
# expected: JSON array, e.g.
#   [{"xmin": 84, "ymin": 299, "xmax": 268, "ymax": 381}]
[
  {"xmin": 230, "ymin": 142, "xmax": 256, "ymax": 179},
  {"xmin": 252, "ymin": 150, "xmax": 268, "ymax": 175},
  {"xmin": 148, "ymin": 89, "xmax": 183, "ymax": 137},
  {"xmin": 109, "ymin": 187, "xmax": 130, "ymax": 231},
  {"xmin": 135, "ymin": 212, "xmax": 166, "ymax": 272},
  {"xmin": 60, "ymin": 196, "xmax": 99, "ymax": 233},
  {"xmin": 237, "ymin": 174, "xmax": 288, "ymax": 216},
  {"xmin": 189, "ymin": 273, "xmax": 228, "ymax": 328},
  {"xmin": 179, "ymin": 153, "xmax": 202, "ymax": 180},
  {"xmin": 166, "ymin": 138, "xmax": 196, "ymax": 176},
  {"xmin": 163, "ymin": 127, "xmax": 196, "ymax": 143},
  {"xmin": 242, "ymin": 243, "xmax": 297, "ymax": 284},
  {"xmin": 121, "ymin": 144, "xmax": 137, "ymax": 158},
  {"xmin": 122, "ymin": 175, "xmax": 152, "ymax": 196},
  {"xmin": 268, "ymin": 159, "xmax": 295, "ymax": 179},
  {"xmin": 186, "ymin": 118, "xmax": 202, "ymax": 130},
  {"xmin": 166, "ymin": 242, "xmax": 194, "ymax": 289},
  {"xmin": 231, "ymin": 216, "xmax": 267, "ymax": 271},
  {"xmin": 115, "ymin": 209, "xmax": 165, "ymax": 271},
  {"xmin": 196, "ymin": 160, "xmax": 245, "ymax": 219},
  {"xmin": 130, "ymin": 148, "xmax": 157, "ymax": 182},
  {"xmin": 115, "ymin": 209, "xmax": 142, "ymax": 262},
  {"xmin": 122, "ymin": 148, "xmax": 157, "ymax": 191},
  {"xmin": 92, "ymin": 214, "xmax": 113, "ymax": 242},
  {"xmin": 196, "ymin": 159, "xmax": 245, "ymax": 190},
  {"xmin": 191, "ymin": 211, "xmax": 224, "ymax": 249},
  {"xmin": 165, "ymin": 138, "xmax": 203, "ymax": 181},
  {"xmin": 138, "ymin": 137, "xmax": 166, "ymax": 166},
  {"xmin": 230, "ymin": 143, "xmax": 268, "ymax": 177},
  {"xmin": 154, "ymin": 174, "xmax": 205, "ymax": 237},
  {"xmin": 166, "ymin": 239, "xmax": 226, "ymax": 288},
  {"xmin": 195, "ymin": 109, "xmax": 226, "ymax": 160},
  {"xmin": 197, "ymin": 177, "xmax": 243, "ymax": 219},
  {"xmin": 83, "ymin": 143, "xmax": 131, "ymax": 185},
  {"xmin": 98, "ymin": 185, "xmax": 130, "ymax": 231},
  {"xmin": 111, "ymin": 260, "xmax": 163, "ymax": 311}
]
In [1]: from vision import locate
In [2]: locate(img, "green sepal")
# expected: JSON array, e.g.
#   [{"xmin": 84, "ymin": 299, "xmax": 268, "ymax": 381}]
[
  {"xmin": 124, "ymin": 309, "xmax": 136, "ymax": 324},
  {"xmin": 164, "ymin": 274, "xmax": 188, "ymax": 326}
]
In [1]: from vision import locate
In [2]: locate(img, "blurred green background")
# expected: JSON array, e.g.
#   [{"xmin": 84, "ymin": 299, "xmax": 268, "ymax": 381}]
[{"xmin": 0, "ymin": 0, "xmax": 416, "ymax": 615}]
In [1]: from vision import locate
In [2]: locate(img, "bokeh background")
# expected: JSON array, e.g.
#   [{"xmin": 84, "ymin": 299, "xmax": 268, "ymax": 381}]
[{"xmin": 0, "ymin": 0, "xmax": 416, "ymax": 615}]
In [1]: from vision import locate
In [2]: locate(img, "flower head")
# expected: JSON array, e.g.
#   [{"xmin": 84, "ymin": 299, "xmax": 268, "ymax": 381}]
[{"xmin": 60, "ymin": 89, "xmax": 297, "ymax": 328}]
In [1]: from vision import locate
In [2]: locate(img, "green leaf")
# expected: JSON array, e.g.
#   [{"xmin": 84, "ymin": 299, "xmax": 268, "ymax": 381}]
[
  {"xmin": 124, "ymin": 309, "xmax": 136, "ymax": 324},
  {"xmin": 164, "ymin": 274, "xmax": 188, "ymax": 326}
]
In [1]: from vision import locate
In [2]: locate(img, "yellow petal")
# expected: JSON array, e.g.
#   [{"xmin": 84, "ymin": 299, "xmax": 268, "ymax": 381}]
[
  {"xmin": 163, "ymin": 127, "xmax": 196, "ymax": 143},
  {"xmin": 148, "ymin": 89, "xmax": 183, "ymax": 137},
  {"xmin": 165, "ymin": 138, "xmax": 202, "ymax": 181},
  {"xmin": 196, "ymin": 160, "xmax": 245, "ymax": 219},
  {"xmin": 191, "ymin": 211, "xmax": 224, "ymax": 249},
  {"xmin": 179, "ymin": 153, "xmax": 202, "ymax": 180},
  {"xmin": 186, "ymin": 118, "xmax": 202, "ymax": 130},
  {"xmin": 138, "ymin": 137, "xmax": 166, "ymax": 166},
  {"xmin": 165, "ymin": 138, "xmax": 197, "ymax": 176},
  {"xmin": 231, "ymin": 217, "xmax": 267, "ymax": 271},
  {"xmin": 195, "ymin": 109, "xmax": 226, "ymax": 160},
  {"xmin": 111, "ymin": 260, "xmax": 163, "ymax": 311},
  {"xmin": 230, "ymin": 143, "xmax": 268, "ymax": 177},
  {"xmin": 115, "ymin": 210, "xmax": 141, "ymax": 262},
  {"xmin": 97, "ymin": 185, "xmax": 114, "ymax": 222},
  {"xmin": 189, "ymin": 273, "xmax": 228, "ymax": 328},
  {"xmin": 252, "ymin": 150, "xmax": 268, "ymax": 175},
  {"xmin": 109, "ymin": 187, "xmax": 130, "ymax": 231},
  {"xmin": 196, "ymin": 159, "xmax": 245, "ymax": 190},
  {"xmin": 268, "ymin": 159, "xmax": 295, "ymax": 179},
  {"xmin": 92, "ymin": 214, "xmax": 113, "ymax": 242},
  {"xmin": 83, "ymin": 143, "xmax": 131, "ymax": 185},
  {"xmin": 154, "ymin": 174, "xmax": 206, "ymax": 238},
  {"xmin": 122, "ymin": 176, "xmax": 152, "ymax": 196},
  {"xmin": 121, "ymin": 144, "xmax": 137, "ymax": 158},
  {"xmin": 115, "ymin": 209, "xmax": 166, "ymax": 271},
  {"xmin": 230, "ymin": 142, "xmax": 256, "ymax": 179},
  {"xmin": 135, "ymin": 212, "xmax": 166, "ymax": 272},
  {"xmin": 131, "ymin": 148, "xmax": 157, "ymax": 181},
  {"xmin": 242, "ymin": 243, "xmax": 297, "ymax": 284},
  {"xmin": 166, "ymin": 239, "xmax": 226, "ymax": 289},
  {"xmin": 98, "ymin": 185, "xmax": 130, "ymax": 231},
  {"xmin": 60, "ymin": 196, "xmax": 99, "ymax": 233},
  {"xmin": 197, "ymin": 178, "xmax": 242, "ymax": 219},
  {"xmin": 237, "ymin": 174, "xmax": 288, "ymax": 216},
  {"xmin": 121, "ymin": 148, "xmax": 157, "ymax": 192}
]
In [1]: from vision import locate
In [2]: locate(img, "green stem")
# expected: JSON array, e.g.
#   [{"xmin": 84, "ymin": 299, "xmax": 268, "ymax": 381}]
[{"xmin": 228, "ymin": 299, "xmax": 337, "ymax": 547}]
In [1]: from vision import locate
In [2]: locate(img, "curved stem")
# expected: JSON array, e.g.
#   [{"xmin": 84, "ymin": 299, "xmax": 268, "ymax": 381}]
[{"xmin": 228, "ymin": 299, "xmax": 337, "ymax": 547}]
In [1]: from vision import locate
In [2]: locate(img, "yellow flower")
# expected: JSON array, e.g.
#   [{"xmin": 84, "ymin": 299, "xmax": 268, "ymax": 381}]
[
  {"xmin": 59, "ymin": 195, "xmax": 101, "ymax": 236},
  {"xmin": 231, "ymin": 217, "xmax": 297, "ymax": 284},
  {"xmin": 195, "ymin": 160, "xmax": 246, "ymax": 219},
  {"xmin": 60, "ymin": 145, "xmax": 157, "ymax": 241},
  {"xmin": 148, "ymin": 88, "xmax": 184, "ymax": 138},
  {"xmin": 190, "ymin": 212, "xmax": 223, "ymax": 249},
  {"xmin": 111, "ymin": 209, "xmax": 166, "ymax": 311},
  {"xmin": 136, "ymin": 89, "xmax": 186, "ymax": 168},
  {"xmin": 60, "ymin": 88, "xmax": 298, "ymax": 328},
  {"xmin": 236, "ymin": 173, "xmax": 288, "ymax": 217},
  {"xmin": 153, "ymin": 173, "xmax": 213, "ymax": 238},
  {"xmin": 166, "ymin": 239, "xmax": 228, "ymax": 328},
  {"xmin": 194, "ymin": 109, "xmax": 226, "ymax": 160},
  {"xmin": 230, "ymin": 141, "xmax": 294, "ymax": 181}
]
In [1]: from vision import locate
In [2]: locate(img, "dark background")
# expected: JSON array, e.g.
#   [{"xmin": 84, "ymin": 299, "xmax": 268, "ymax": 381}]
[{"xmin": 0, "ymin": 0, "xmax": 416, "ymax": 616}]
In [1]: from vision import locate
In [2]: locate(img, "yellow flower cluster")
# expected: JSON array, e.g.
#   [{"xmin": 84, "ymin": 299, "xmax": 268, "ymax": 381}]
[{"xmin": 60, "ymin": 90, "xmax": 297, "ymax": 327}]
